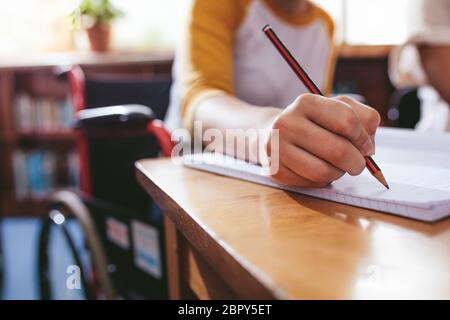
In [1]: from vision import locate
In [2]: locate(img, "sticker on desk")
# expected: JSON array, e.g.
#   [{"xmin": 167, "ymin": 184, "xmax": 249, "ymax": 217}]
[
  {"xmin": 106, "ymin": 217, "xmax": 130, "ymax": 250},
  {"xmin": 131, "ymin": 220, "xmax": 162, "ymax": 279}
]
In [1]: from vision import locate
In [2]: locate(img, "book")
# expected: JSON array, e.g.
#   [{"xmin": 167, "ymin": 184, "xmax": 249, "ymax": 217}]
[
  {"xmin": 182, "ymin": 128, "xmax": 450, "ymax": 222},
  {"xmin": 13, "ymin": 91, "xmax": 73, "ymax": 133},
  {"xmin": 12, "ymin": 149, "xmax": 79, "ymax": 200},
  {"xmin": 12, "ymin": 150, "xmax": 29, "ymax": 200}
]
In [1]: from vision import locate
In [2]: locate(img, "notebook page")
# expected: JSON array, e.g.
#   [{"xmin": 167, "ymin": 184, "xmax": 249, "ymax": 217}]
[
  {"xmin": 320, "ymin": 164, "xmax": 450, "ymax": 208},
  {"xmin": 183, "ymin": 151, "xmax": 450, "ymax": 209},
  {"xmin": 182, "ymin": 128, "xmax": 450, "ymax": 221},
  {"xmin": 376, "ymin": 128, "xmax": 450, "ymax": 154}
]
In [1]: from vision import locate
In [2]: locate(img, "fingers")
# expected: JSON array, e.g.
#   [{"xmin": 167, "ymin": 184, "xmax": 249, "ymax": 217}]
[
  {"xmin": 296, "ymin": 94, "xmax": 375, "ymax": 156},
  {"xmin": 280, "ymin": 142, "xmax": 346, "ymax": 182},
  {"xmin": 334, "ymin": 96, "xmax": 381, "ymax": 136},
  {"xmin": 282, "ymin": 118, "xmax": 366, "ymax": 176},
  {"xmin": 267, "ymin": 94, "xmax": 381, "ymax": 188},
  {"xmin": 270, "ymin": 164, "xmax": 330, "ymax": 188},
  {"xmin": 334, "ymin": 96, "xmax": 381, "ymax": 152}
]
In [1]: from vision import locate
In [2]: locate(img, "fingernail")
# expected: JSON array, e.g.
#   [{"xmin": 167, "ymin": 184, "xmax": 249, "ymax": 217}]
[{"xmin": 362, "ymin": 139, "xmax": 374, "ymax": 156}]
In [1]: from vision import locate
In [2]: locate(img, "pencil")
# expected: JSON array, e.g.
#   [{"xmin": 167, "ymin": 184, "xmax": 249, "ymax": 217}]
[{"xmin": 262, "ymin": 24, "xmax": 389, "ymax": 189}]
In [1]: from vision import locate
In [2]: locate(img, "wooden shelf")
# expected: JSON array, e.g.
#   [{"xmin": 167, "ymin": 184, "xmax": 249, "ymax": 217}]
[
  {"xmin": 1, "ymin": 197, "xmax": 49, "ymax": 217},
  {"xmin": 0, "ymin": 50, "xmax": 174, "ymax": 71},
  {"xmin": 1, "ymin": 188, "xmax": 82, "ymax": 216},
  {"xmin": 337, "ymin": 44, "xmax": 393, "ymax": 59},
  {"xmin": 0, "ymin": 46, "xmax": 392, "ymax": 68}
]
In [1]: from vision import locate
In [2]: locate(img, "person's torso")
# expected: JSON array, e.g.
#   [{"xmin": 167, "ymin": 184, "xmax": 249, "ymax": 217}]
[{"xmin": 166, "ymin": 0, "xmax": 334, "ymax": 131}]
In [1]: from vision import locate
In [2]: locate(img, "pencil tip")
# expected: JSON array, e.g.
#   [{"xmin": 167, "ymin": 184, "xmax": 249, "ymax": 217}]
[{"xmin": 373, "ymin": 171, "xmax": 389, "ymax": 190}]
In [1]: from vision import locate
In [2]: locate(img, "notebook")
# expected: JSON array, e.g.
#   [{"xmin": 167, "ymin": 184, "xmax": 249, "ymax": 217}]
[{"xmin": 182, "ymin": 128, "xmax": 450, "ymax": 222}]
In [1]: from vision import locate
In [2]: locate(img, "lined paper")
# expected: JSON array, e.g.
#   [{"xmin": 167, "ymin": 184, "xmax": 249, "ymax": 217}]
[{"xmin": 182, "ymin": 128, "xmax": 450, "ymax": 222}]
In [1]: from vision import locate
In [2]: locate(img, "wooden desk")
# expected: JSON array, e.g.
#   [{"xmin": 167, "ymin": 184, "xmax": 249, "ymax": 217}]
[{"xmin": 136, "ymin": 159, "xmax": 450, "ymax": 300}]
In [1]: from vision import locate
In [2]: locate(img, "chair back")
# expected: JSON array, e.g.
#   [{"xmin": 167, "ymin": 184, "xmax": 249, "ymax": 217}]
[
  {"xmin": 84, "ymin": 77, "xmax": 171, "ymax": 120},
  {"xmin": 60, "ymin": 66, "xmax": 172, "ymax": 214},
  {"xmin": 388, "ymin": 88, "xmax": 421, "ymax": 129}
]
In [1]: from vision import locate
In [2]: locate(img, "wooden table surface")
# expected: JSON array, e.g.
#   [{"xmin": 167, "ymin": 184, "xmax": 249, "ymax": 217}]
[{"xmin": 136, "ymin": 158, "xmax": 450, "ymax": 300}]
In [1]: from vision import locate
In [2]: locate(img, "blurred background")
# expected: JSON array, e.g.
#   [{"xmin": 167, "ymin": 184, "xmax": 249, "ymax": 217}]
[
  {"xmin": 0, "ymin": 0, "xmax": 409, "ymax": 54},
  {"xmin": 0, "ymin": 0, "xmax": 414, "ymax": 299}
]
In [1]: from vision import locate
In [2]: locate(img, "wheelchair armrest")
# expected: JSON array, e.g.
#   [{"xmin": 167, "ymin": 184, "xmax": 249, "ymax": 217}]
[{"xmin": 74, "ymin": 104, "xmax": 155, "ymax": 129}]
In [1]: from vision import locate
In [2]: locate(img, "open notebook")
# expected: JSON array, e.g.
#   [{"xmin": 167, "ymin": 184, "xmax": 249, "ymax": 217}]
[{"xmin": 182, "ymin": 128, "xmax": 450, "ymax": 222}]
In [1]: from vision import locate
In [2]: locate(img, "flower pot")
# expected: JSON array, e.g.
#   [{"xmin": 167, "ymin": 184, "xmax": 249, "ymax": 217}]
[{"xmin": 87, "ymin": 23, "xmax": 111, "ymax": 52}]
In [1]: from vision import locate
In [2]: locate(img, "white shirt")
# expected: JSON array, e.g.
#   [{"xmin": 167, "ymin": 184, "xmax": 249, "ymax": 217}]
[{"xmin": 165, "ymin": 0, "xmax": 334, "ymax": 132}]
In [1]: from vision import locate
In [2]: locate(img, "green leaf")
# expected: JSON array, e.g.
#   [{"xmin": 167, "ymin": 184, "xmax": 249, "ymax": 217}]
[{"xmin": 69, "ymin": 0, "xmax": 123, "ymax": 29}]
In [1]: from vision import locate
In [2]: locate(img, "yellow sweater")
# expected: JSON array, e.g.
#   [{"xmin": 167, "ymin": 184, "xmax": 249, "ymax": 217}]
[{"xmin": 165, "ymin": 0, "xmax": 336, "ymax": 132}]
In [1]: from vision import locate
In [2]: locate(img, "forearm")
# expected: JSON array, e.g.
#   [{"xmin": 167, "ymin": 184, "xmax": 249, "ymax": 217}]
[
  {"xmin": 418, "ymin": 45, "xmax": 450, "ymax": 104},
  {"xmin": 193, "ymin": 94, "xmax": 281, "ymax": 162}
]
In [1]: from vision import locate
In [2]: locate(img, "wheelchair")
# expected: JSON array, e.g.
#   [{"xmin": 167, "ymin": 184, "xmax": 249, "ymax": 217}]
[{"xmin": 37, "ymin": 65, "xmax": 174, "ymax": 299}]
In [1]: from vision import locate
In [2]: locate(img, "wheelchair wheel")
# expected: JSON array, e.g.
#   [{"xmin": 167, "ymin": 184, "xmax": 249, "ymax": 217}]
[
  {"xmin": 38, "ymin": 209, "xmax": 94, "ymax": 300},
  {"xmin": 37, "ymin": 191, "xmax": 116, "ymax": 300}
]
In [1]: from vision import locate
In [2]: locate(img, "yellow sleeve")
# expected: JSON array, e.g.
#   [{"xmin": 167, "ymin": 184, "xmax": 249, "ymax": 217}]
[{"xmin": 178, "ymin": 0, "xmax": 248, "ymax": 131}]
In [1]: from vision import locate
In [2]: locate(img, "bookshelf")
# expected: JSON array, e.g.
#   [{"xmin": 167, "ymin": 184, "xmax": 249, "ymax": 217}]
[{"xmin": 0, "ymin": 51, "xmax": 173, "ymax": 217}]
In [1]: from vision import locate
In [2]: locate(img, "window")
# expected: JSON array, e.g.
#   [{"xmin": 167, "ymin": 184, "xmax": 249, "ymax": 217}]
[
  {"xmin": 0, "ymin": 0, "xmax": 186, "ymax": 54},
  {"xmin": 0, "ymin": 0, "xmax": 409, "ymax": 55},
  {"xmin": 112, "ymin": 0, "xmax": 189, "ymax": 50},
  {"xmin": 312, "ymin": 0, "xmax": 408, "ymax": 45},
  {"xmin": 114, "ymin": 0, "xmax": 409, "ymax": 48},
  {"xmin": 0, "ymin": 0, "xmax": 74, "ymax": 54}
]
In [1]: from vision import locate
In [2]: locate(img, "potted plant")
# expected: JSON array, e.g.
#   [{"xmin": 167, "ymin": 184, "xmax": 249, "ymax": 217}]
[{"xmin": 70, "ymin": 0, "xmax": 122, "ymax": 52}]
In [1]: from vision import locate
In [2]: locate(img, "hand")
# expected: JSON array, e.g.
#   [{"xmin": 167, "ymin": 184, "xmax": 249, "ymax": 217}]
[{"xmin": 264, "ymin": 94, "xmax": 381, "ymax": 187}]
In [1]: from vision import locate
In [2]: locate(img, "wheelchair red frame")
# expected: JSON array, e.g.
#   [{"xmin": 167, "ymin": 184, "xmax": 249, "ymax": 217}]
[{"xmin": 63, "ymin": 65, "xmax": 174, "ymax": 195}]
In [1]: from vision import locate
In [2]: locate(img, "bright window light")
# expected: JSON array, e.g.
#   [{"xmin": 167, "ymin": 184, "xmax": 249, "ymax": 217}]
[
  {"xmin": 0, "ymin": 0, "xmax": 409, "ymax": 55},
  {"xmin": 345, "ymin": 0, "xmax": 408, "ymax": 45},
  {"xmin": 312, "ymin": 0, "xmax": 408, "ymax": 45},
  {"xmin": 112, "ymin": 0, "xmax": 189, "ymax": 50},
  {"xmin": 0, "ymin": 0, "xmax": 74, "ymax": 54}
]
